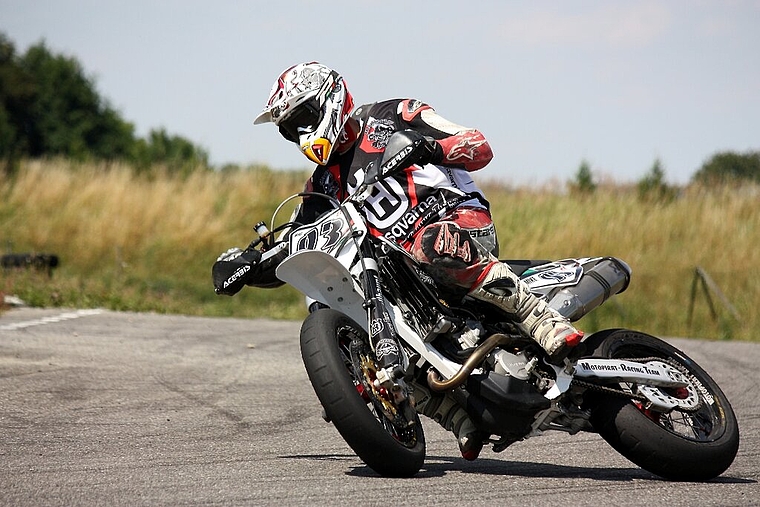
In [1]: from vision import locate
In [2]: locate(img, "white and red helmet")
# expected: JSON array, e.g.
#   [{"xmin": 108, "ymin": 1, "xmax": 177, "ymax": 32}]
[{"xmin": 254, "ymin": 62, "xmax": 354, "ymax": 165}]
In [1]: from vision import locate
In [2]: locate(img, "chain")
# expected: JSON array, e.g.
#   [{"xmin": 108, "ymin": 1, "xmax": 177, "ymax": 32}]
[{"xmin": 571, "ymin": 378, "xmax": 649, "ymax": 402}]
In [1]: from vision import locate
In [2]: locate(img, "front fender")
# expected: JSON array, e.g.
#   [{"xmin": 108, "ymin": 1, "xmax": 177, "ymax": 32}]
[{"xmin": 276, "ymin": 250, "xmax": 367, "ymax": 330}]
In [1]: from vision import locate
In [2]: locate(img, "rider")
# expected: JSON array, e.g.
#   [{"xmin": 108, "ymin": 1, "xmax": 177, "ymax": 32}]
[{"xmin": 216, "ymin": 62, "xmax": 583, "ymax": 460}]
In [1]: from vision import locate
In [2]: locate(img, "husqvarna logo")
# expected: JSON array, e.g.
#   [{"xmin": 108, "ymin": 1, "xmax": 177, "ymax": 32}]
[{"xmin": 539, "ymin": 271, "xmax": 574, "ymax": 283}]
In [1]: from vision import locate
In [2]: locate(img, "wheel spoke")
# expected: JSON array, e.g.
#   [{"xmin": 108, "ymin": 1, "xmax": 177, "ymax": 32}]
[
  {"xmin": 625, "ymin": 357, "xmax": 721, "ymax": 442},
  {"xmin": 337, "ymin": 326, "xmax": 419, "ymax": 448},
  {"xmin": 583, "ymin": 329, "xmax": 738, "ymax": 481}
]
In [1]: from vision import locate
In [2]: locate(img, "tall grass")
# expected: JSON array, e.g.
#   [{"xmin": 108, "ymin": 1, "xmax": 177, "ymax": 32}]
[{"xmin": 2, "ymin": 159, "xmax": 758, "ymax": 342}]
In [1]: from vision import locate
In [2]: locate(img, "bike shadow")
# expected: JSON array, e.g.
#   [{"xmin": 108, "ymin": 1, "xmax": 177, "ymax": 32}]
[
  {"xmin": 350, "ymin": 455, "xmax": 754, "ymax": 484},
  {"xmin": 347, "ymin": 455, "xmax": 650, "ymax": 481},
  {"xmin": 281, "ymin": 453, "xmax": 752, "ymax": 484}
]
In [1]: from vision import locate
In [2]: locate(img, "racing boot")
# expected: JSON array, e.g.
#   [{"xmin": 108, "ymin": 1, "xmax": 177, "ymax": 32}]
[
  {"xmin": 411, "ymin": 381, "xmax": 486, "ymax": 461},
  {"xmin": 469, "ymin": 262, "xmax": 583, "ymax": 364}
]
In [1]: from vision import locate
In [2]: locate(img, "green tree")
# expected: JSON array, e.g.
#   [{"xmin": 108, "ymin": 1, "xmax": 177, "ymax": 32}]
[
  {"xmin": 132, "ymin": 128, "xmax": 209, "ymax": 175},
  {"xmin": 0, "ymin": 31, "xmax": 211, "ymax": 172},
  {"xmin": 0, "ymin": 34, "xmax": 35, "ymax": 168},
  {"xmin": 19, "ymin": 40, "xmax": 135, "ymax": 160},
  {"xmin": 638, "ymin": 158, "xmax": 676, "ymax": 202},
  {"xmin": 569, "ymin": 159, "xmax": 596, "ymax": 194},
  {"xmin": 693, "ymin": 151, "xmax": 760, "ymax": 184}
]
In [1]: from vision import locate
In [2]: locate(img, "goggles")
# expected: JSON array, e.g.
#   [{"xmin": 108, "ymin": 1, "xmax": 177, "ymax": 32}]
[{"xmin": 277, "ymin": 99, "xmax": 323, "ymax": 143}]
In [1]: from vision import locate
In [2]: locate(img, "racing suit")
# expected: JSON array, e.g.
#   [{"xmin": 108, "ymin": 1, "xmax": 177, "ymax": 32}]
[{"xmin": 297, "ymin": 98, "xmax": 497, "ymax": 291}]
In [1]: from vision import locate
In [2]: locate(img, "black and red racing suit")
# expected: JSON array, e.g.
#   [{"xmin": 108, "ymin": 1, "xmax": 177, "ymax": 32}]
[{"xmin": 298, "ymin": 98, "xmax": 497, "ymax": 294}]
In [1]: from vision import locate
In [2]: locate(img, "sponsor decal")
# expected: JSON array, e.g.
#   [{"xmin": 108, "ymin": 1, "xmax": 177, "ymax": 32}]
[
  {"xmin": 381, "ymin": 195, "xmax": 438, "ymax": 242},
  {"xmin": 579, "ymin": 361, "xmax": 663, "ymax": 377},
  {"xmin": 370, "ymin": 318, "xmax": 385, "ymax": 337},
  {"xmin": 689, "ymin": 374, "xmax": 715, "ymax": 405},
  {"xmin": 468, "ymin": 223, "xmax": 496, "ymax": 238},
  {"xmin": 414, "ymin": 266, "xmax": 436, "ymax": 286},
  {"xmin": 538, "ymin": 270, "xmax": 576, "ymax": 283},
  {"xmin": 375, "ymin": 338, "xmax": 399, "ymax": 360},
  {"xmin": 381, "ymin": 144, "xmax": 415, "ymax": 176},
  {"xmin": 579, "ymin": 361, "xmax": 619, "ymax": 372},
  {"xmin": 364, "ymin": 117, "xmax": 395, "ymax": 151},
  {"xmin": 224, "ymin": 264, "xmax": 251, "ymax": 288},
  {"xmin": 400, "ymin": 99, "xmax": 428, "ymax": 121},
  {"xmin": 445, "ymin": 132, "xmax": 487, "ymax": 162},
  {"xmin": 407, "ymin": 99, "xmax": 424, "ymax": 114},
  {"xmin": 523, "ymin": 263, "xmax": 582, "ymax": 289}
]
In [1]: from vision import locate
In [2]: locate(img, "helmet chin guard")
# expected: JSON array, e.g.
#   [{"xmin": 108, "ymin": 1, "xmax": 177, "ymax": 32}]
[
  {"xmin": 254, "ymin": 62, "xmax": 354, "ymax": 165},
  {"xmin": 301, "ymin": 137, "xmax": 333, "ymax": 165}
]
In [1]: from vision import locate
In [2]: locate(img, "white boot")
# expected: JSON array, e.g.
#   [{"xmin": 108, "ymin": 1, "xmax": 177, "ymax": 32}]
[
  {"xmin": 469, "ymin": 262, "xmax": 583, "ymax": 363},
  {"xmin": 412, "ymin": 382, "xmax": 485, "ymax": 461}
]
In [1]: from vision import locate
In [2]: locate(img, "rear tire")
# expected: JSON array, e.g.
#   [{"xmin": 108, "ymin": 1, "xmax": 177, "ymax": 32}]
[
  {"xmin": 582, "ymin": 329, "xmax": 739, "ymax": 481},
  {"xmin": 299, "ymin": 309, "xmax": 426, "ymax": 477}
]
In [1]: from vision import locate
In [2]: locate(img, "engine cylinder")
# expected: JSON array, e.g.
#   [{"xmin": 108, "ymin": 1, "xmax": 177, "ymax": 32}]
[{"xmin": 548, "ymin": 257, "xmax": 631, "ymax": 321}]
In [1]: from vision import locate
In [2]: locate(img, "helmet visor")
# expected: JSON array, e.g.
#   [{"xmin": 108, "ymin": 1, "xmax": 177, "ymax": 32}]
[{"xmin": 277, "ymin": 99, "xmax": 323, "ymax": 143}]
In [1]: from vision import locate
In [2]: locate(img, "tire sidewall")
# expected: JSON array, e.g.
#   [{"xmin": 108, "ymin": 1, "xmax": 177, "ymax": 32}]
[
  {"xmin": 299, "ymin": 309, "xmax": 426, "ymax": 477},
  {"xmin": 583, "ymin": 329, "xmax": 739, "ymax": 481}
]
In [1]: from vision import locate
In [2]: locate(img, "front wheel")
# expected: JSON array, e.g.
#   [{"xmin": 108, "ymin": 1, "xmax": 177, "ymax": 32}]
[
  {"xmin": 299, "ymin": 309, "xmax": 426, "ymax": 477},
  {"xmin": 582, "ymin": 329, "xmax": 739, "ymax": 481}
]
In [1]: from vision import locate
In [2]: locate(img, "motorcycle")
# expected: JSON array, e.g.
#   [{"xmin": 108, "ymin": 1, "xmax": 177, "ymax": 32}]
[{"xmin": 217, "ymin": 130, "xmax": 739, "ymax": 480}]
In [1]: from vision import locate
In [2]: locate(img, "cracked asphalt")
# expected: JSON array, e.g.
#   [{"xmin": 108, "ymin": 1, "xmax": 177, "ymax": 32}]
[{"xmin": 1, "ymin": 308, "xmax": 758, "ymax": 506}]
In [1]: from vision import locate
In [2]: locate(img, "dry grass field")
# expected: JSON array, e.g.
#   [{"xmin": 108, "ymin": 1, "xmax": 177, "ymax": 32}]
[{"xmin": 2, "ymin": 159, "xmax": 758, "ymax": 342}]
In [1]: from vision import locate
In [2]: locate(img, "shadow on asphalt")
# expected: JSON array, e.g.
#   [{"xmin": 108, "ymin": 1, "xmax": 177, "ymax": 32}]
[{"xmin": 281, "ymin": 453, "xmax": 755, "ymax": 484}]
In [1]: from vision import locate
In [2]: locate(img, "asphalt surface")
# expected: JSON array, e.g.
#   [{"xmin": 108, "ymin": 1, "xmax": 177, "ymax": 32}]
[{"xmin": 1, "ymin": 308, "xmax": 758, "ymax": 506}]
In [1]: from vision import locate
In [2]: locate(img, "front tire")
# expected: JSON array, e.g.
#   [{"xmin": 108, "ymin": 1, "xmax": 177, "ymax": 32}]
[
  {"xmin": 582, "ymin": 329, "xmax": 739, "ymax": 481},
  {"xmin": 299, "ymin": 309, "xmax": 426, "ymax": 477}
]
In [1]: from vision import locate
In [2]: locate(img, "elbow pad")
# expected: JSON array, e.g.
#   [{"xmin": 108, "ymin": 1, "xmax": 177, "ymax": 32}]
[{"xmin": 437, "ymin": 130, "xmax": 493, "ymax": 171}]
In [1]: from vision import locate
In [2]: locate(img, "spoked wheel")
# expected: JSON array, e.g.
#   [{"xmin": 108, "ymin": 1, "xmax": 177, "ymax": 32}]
[
  {"xmin": 299, "ymin": 309, "xmax": 425, "ymax": 477},
  {"xmin": 582, "ymin": 329, "xmax": 739, "ymax": 481}
]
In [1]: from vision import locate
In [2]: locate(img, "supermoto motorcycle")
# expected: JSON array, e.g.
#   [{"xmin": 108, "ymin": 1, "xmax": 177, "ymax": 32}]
[{"xmin": 220, "ymin": 130, "xmax": 739, "ymax": 480}]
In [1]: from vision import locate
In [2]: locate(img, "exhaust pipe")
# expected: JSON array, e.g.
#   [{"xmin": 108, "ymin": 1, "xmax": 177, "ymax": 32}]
[
  {"xmin": 427, "ymin": 333, "xmax": 512, "ymax": 392},
  {"xmin": 548, "ymin": 257, "xmax": 631, "ymax": 321}
]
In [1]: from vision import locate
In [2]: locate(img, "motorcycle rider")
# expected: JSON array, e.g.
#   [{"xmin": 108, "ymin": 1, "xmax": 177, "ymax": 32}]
[{"xmin": 215, "ymin": 62, "xmax": 583, "ymax": 460}]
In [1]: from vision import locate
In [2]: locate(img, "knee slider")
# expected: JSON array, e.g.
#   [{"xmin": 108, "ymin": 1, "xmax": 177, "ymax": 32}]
[{"xmin": 419, "ymin": 222, "xmax": 478, "ymax": 267}]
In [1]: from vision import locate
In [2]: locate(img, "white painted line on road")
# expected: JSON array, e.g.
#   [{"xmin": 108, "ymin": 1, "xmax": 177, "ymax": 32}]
[{"xmin": 0, "ymin": 309, "xmax": 104, "ymax": 331}]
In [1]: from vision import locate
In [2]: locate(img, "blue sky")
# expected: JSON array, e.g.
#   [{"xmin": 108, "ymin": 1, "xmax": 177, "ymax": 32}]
[{"xmin": 3, "ymin": 0, "xmax": 759, "ymax": 186}]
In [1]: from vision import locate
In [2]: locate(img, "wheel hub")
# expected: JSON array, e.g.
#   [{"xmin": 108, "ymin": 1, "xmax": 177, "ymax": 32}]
[
  {"xmin": 359, "ymin": 355, "xmax": 397, "ymax": 418},
  {"xmin": 637, "ymin": 360, "xmax": 700, "ymax": 411}
]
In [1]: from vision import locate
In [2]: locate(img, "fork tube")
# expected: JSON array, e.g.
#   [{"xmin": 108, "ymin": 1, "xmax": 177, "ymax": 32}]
[{"xmin": 359, "ymin": 242, "xmax": 400, "ymax": 369}]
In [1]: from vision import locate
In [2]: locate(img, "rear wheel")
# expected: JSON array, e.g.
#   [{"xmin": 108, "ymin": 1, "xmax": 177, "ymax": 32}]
[
  {"xmin": 582, "ymin": 329, "xmax": 739, "ymax": 481},
  {"xmin": 300, "ymin": 309, "xmax": 425, "ymax": 477}
]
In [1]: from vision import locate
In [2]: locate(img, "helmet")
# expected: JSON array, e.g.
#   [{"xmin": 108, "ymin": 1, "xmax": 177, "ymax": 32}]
[{"xmin": 253, "ymin": 62, "xmax": 354, "ymax": 165}]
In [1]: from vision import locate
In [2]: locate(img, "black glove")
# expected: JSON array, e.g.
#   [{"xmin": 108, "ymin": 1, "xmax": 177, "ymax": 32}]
[
  {"xmin": 422, "ymin": 136, "xmax": 444, "ymax": 165},
  {"xmin": 371, "ymin": 130, "xmax": 444, "ymax": 184},
  {"xmin": 212, "ymin": 247, "xmax": 262, "ymax": 296},
  {"xmin": 391, "ymin": 130, "xmax": 443, "ymax": 167}
]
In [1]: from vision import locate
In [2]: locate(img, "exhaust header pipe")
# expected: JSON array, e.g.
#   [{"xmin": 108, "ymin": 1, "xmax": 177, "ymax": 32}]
[{"xmin": 427, "ymin": 333, "xmax": 512, "ymax": 392}]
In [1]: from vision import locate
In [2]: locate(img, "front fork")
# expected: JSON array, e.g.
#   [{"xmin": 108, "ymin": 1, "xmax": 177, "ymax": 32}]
[{"xmin": 358, "ymin": 242, "xmax": 410, "ymax": 408}]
